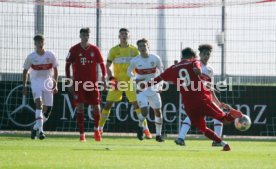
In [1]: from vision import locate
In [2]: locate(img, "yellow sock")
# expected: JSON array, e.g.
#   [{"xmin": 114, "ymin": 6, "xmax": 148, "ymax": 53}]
[
  {"xmin": 135, "ymin": 108, "xmax": 148, "ymax": 129},
  {"xmin": 143, "ymin": 119, "xmax": 148, "ymax": 129},
  {"xmin": 99, "ymin": 109, "xmax": 110, "ymax": 128}
]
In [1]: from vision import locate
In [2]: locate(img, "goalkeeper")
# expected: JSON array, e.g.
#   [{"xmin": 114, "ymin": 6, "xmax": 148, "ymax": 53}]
[{"xmin": 99, "ymin": 28, "xmax": 152, "ymax": 139}]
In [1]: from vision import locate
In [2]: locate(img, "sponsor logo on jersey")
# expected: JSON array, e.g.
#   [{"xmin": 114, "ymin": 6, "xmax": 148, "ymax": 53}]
[{"xmin": 80, "ymin": 57, "xmax": 87, "ymax": 65}]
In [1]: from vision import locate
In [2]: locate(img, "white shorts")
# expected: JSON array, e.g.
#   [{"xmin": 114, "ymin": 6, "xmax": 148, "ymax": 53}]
[
  {"xmin": 137, "ymin": 92, "xmax": 162, "ymax": 109},
  {"xmin": 31, "ymin": 78, "xmax": 53, "ymax": 106}
]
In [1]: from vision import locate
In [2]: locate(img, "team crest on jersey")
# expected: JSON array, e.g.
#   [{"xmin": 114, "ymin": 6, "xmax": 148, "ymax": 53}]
[
  {"xmin": 90, "ymin": 52, "xmax": 94, "ymax": 57},
  {"xmin": 150, "ymin": 61, "xmax": 155, "ymax": 67}
]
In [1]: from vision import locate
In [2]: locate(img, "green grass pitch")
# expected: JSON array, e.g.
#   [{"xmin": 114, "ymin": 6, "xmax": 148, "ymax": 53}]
[{"xmin": 0, "ymin": 134, "xmax": 275, "ymax": 169}]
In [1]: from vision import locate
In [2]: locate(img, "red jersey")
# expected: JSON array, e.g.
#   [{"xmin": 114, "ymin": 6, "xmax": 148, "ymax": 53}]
[
  {"xmin": 158, "ymin": 58, "xmax": 210, "ymax": 107},
  {"xmin": 66, "ymin": 43, "xmax": 104, "ymax": 82}
]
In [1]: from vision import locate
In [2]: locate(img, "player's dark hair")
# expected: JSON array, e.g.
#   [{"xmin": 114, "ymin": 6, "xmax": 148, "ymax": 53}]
[
  {"xmin": 80, "ymin": 27, "xmax": 90, "ymax": 34},
  {"xmin": 119, "ymin": 28, "xmax": 129, "ymax": 33},
  {"xmin": 136, "ymin": 38, "xmax": 148, "ymax": 46},
  {"xmin": 181, "ymin": 47, "xmax": 196, "ymax": 59},
  {"xmin": 33, "ymin": 34, "xmax": 44, "ymax": 41},
  {"xmin": 198, "ymin": 44, "xmax": 213, "ymax": 52}
]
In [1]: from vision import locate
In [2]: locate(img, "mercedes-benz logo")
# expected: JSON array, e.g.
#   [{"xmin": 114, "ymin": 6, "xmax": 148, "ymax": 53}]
[{"xmin": 5, "ymin": 84, "xmax": 35, "ymax": 127}]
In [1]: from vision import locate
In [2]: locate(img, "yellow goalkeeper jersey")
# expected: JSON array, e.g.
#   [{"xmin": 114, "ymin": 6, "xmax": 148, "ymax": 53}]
[{"xmin": 107, "ymin": 44, "xmax": 139, "ymax": 82}]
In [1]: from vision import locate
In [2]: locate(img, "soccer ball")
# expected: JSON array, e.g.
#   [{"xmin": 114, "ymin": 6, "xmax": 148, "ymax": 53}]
[{"xmin": 234, "ymin": 115, "xmax": 252, "ymax": 131}]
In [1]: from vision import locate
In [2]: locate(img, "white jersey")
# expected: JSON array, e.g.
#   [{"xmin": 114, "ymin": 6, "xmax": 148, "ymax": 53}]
[
  {"xmin": 23, "ymin": 51, "xmax": 58, "ymax": 81},
  {"xmin": 128, "ymin": 53, "xmax": 163, "ymax": 96},
  {"xmin": 202, "ymin": 63, "xmax": 214, "ymax": 77},
  {"xmin": 200, "ymin": 62, "xmax": 216, "ymax": 102}
]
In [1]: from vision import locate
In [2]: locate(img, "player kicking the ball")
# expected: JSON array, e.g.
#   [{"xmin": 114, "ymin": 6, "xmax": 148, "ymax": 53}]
[
  {"xmin": 143, "ymin": 47, "xmax": 242, "ymax": 151},
  {"xmin": 175, "ymin": 44, "xmax": 226, "ymax": 147}
]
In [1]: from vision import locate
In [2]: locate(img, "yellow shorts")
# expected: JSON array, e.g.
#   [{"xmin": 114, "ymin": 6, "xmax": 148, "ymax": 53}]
[{"xmin": 106, "ymin": 81, "xmax": 137, "ymax": 102}]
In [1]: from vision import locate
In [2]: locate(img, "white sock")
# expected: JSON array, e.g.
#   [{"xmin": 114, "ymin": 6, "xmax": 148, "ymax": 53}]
[
  {"xmin": 35, "ymin": 109, "xmax": 43, "ymax": 133},
  {"xmin": 33, "ymin": 123, "xmax": 38, "ymax": 130},
  {"xmin": 99, "ymin": 126, "xmax": 103, "ymax": 131},
  {"xmin": 179, "ymin": 117, "xmax": 191, "ymax": 140},
  {"xmin": 220, "ymin": 140, "xmax": 227, "ymax": 146},
  {"xmin": 214, "ymin": 119, "xmax": 223, "ymax": 137},
  {"xmin": 155, "ymin": 117, "xmax": 162, "ymax": 136},
  {"xmin": 137, "ymin": 113, "xmax": 146, "ymax": 128}
]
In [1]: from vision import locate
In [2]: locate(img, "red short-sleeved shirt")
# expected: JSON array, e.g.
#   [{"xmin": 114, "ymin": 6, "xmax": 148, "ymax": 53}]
[
  {"xmin": 159, "ymin": 58, "xmax": 210, "ymax": 107},
  {"xmin": 66, "ymin": 43, "xmax": 104, "ymax": 82}
]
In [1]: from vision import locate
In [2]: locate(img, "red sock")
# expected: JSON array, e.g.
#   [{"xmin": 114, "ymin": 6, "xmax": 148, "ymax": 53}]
[
  {"xmin": 93, "ymin": 111, "xmax": 100, "ymax": 129},
  {"xmin": 204, "ymin": 128, "xmax": 222, "ymax": 143},
  {"xmin": 77, "ymin": 111, "xmax": 84, "ymax": 134}
]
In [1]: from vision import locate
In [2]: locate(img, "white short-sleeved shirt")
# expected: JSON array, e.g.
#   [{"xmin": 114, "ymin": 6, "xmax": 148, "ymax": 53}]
[
  {"xmin": 201, "ymin": 63, "xmax": 214, "ymax": 79},
  {"xmin": 128, "ymin": 53, "xmax": 163, "ymax": 96},
  {"xmin": 23, "ymin": 51, "xmax": 58, "ymax": 81}
]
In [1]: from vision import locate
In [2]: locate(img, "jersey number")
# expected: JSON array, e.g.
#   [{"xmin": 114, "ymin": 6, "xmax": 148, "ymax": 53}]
[{"xmin": 178, "ymin": 68, "xmax": 191, "ymax": 87}]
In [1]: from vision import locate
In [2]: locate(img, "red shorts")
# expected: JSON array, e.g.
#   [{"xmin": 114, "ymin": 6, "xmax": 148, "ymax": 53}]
[
  {"xmin": 184, "ymin": 99, "xmax": 225, "ymax": 132},
  {"xmin": 74, "ymin": 84, "xmax": 101, "ymax": 105}
]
